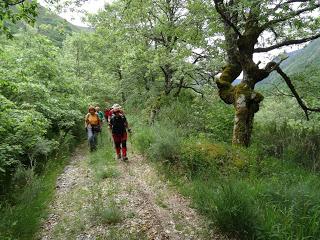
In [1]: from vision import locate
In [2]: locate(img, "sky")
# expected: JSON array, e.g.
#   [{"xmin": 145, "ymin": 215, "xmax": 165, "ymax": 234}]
[{"xmin": 40, "ymin": 0, "xmax": 114, "ymax": 27}]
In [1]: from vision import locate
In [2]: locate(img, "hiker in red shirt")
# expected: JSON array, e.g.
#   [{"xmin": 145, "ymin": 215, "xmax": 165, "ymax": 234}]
[{"xmin": 104, "ymin": 107, "xmax": 112, "ymax": 123}]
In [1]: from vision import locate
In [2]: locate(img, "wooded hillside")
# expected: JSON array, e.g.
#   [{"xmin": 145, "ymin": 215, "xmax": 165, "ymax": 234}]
[{"xmin": 1, "ymin": 1, "xmax": 320, "ymax": 239}]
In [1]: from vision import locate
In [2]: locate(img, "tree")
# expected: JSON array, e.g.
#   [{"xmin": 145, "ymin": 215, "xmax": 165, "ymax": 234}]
[
  {"xmin": 90, "ymin": 0, "xmax": 219, "ymax": 122},
  {"xmin": 212, "ymin": 0, "xmax": 320, "ymax": 146},
  {"xmin": 0, "ymin": 0, "xmax": 38, "ymax": 37}
]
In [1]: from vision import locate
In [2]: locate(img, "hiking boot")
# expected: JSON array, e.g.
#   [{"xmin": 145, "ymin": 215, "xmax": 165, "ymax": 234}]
[
  {"xmin": 122, "ymin": 156, "xmax": 128, "ymax": 161},
  {"xmin": 117, "ymin": 154, "xmax": 121, "ymax": 160}
]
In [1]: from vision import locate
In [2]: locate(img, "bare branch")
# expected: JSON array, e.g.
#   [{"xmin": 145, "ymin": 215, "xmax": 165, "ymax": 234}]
[
  {"xmin": 192, "ymin": 52, "xmax": 208, "ymax": 64},
  {"xmin": 271, "ymin": 83, "xmax": 295, "ymax": 97},
  {"xmin": 275, "ymin": 67, "xmax": 320, "ymax": 120},
  {"xmin": 264, "ymin": 56, "xmax": 288, "ymax": 73},
  {"xmin": 254, "ymin": 33, "xmax": 320, "ymax": 53}
]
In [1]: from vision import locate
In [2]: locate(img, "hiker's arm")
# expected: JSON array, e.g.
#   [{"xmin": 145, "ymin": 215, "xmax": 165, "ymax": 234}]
[
  {"xmin": 109, "ymin": 118, "xmax": 113, "ymax": 129},
  {"xmin": 124, "ymin": 117, "xmax": 131, "ymax": 132},
  {"xmin": 84, "ymin": 114, "xmax": 88, "ymax": 128}
]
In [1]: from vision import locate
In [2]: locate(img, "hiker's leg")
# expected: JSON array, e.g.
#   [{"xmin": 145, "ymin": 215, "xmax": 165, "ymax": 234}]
[
  {"xmin": 87, "ymin": 128, "xmax": 94, "ymax": 151},
  {"xmin": 93, "ymin": 131, "xmax": 98, "ymax": 150},
  {"xmin": 108, "ymin": 125, "xmax": 113, "ymax": 142},
  {"xmin": 121, "ymin": 133, "xmax": 128, "ymax": 157},
  {"xmin": 121, "ymin": 140, "xmax": 127, "ymax": 157},
  {"xmin": 112, "ymin": 134, "xmax": 121, "ymax": 158}
]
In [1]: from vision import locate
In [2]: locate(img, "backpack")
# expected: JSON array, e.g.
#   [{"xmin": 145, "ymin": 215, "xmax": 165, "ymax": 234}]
[{"xmin": 110, "ymin": 114, "xmax": 127, "ymax": 134}]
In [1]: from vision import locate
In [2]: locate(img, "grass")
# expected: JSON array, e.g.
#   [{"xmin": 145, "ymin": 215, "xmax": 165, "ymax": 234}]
[
  {"xmin": 52, "ymin": 129, "xmax": 124, "ymax": 238},
  {"xmin": 89, "ymin": 184, "xmax": 123, "ymax": 226},
  {"xmin": 93, "ymin": 201, "xmax": 123, "ymax": 225},
  {"xmin": 96, "ymin": 166, "xmax": 120, "ymax": 180},
  {"xmin": 0, "ymin": 127, "xmax": 122, "ymax": 240},
  {"xmin": 53, "ymin": 215, "xmax": 87, "ymax": 239},
  {"xmin": 89, "ymin": 130, "xmax": 119, "ymax": 181},
  {"xmin": 155, "ymin": 191, "xmax": 169, "ymax": 209},
  {"xmin": 101, "ymin": 227, "xmax": 148, "ymax": 240},
  {"xmin": 0, "ymin": 152, "xmax": 71, "ymax": 240}
]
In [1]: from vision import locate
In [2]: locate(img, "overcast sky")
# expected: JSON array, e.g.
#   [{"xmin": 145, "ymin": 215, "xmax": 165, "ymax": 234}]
[{"xmin": 40, "ymin": 0, "xmax": 114, "ymax": 26}]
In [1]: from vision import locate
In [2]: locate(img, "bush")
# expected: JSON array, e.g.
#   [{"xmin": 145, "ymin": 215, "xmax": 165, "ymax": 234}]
[
  {"xmin": 132, "ymin": 123, "xmax": 182, "ymax": 164},
  {"xmin": 180, "ymin": 140, "xmax": 226, "ymax": 177},
  {"xmin": 133, "ymin": 127, "xmax": 156, "ymax": 155},
  {"xmin": 148, "ymin": 127, "xmax": 182, "ymax": 164},
  {"xmin": 179, "ymin": 138, "xmax": 251, "ymax": 178}
]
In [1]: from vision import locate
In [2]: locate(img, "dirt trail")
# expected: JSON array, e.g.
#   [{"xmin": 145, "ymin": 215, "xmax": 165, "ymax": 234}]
[{"xmin": 38, "ymin": 143, "xmax": 227, "ymax": 240}]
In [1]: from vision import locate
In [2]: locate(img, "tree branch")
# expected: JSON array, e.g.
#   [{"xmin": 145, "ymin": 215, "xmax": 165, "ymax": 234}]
[
  {"xmin": 254, "ymin": 33, "xmax": 320, "ymax": 53},
  {"xmin": 192, "ymin": 52, "xmax": 208, "ymax": 64},
  {"xmin": 273, "ymin": 0, "xmax": 310, "ymax": 12},
  {"xmin": 271, "ymin": 83, "xmax": 295, "ymax": 98},
  {"xmin": 275, "ymin": 67, "xmax": 320, "ymax": 120},
  {"xmin": 262, "ymin": 4, "xmax": 320, "ymax": 30},
  {"xmin": 6, "ymin": 0, "xmax": 26, "ymax": 6},
  {"xmin": 213, "ymin": 0, "xmax": 242, "ymax": 37},
  {"xmin": 179, "ymin": 85, "xmax": 204, "ymax": 97}
]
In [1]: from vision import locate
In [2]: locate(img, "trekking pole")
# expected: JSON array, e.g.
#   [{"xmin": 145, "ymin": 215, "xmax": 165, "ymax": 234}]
[
  {"xmin": 128, "ymin": 129, "xmax": 133, "ymax": 154},
  {"xmin": 100, "ymin": 125, "xmax": 103, "ymax": 143}
]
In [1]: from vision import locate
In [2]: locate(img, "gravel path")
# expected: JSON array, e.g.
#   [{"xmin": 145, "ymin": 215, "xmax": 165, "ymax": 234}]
[{"xmin": 38, "ymin": 143, "xmax": 228, "ymax": 240}]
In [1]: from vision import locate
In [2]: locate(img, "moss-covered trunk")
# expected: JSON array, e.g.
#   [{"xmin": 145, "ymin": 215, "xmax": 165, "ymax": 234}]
[
  {"xmin": 232, "ymin": 93, "xmax": 255, "ymax": 147},
  {"xmin": 231, "ymin": 73, "xmax": 263, "ymax": 147}
]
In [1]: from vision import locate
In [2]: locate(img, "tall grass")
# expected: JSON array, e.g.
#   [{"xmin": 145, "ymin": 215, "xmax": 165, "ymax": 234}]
[
  {"xmin": 0, "ymin": 153, "xmax": 70, "ymax": 239},
  {"xmin": 0, "ymin": 129, "xmax": 83, "ymax": 240},
  {"xmin": 253, "ymin": 122, "xmax": 320, "ymax": 171}
]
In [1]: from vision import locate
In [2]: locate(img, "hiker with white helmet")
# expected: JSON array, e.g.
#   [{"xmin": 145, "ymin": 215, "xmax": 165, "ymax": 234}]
[{"xmin": 109, "ymin": 104, "xmax": 130, "ymax": 160}]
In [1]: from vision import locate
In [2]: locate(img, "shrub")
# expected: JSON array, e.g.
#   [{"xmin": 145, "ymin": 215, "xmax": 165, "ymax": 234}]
[
  {"xmin": 132, "ymin": 127, "xmax": 156, "ymax": 155},
  {"xmin": 147, "ymin": 125, "xmax": 182, "ymax": 164},
  {"xmin": 180, "ymin": 140, "xmax": 226, "ymax": 177},
  {"xmin": 179, "ymin": 139, "xmax": 250, "ymax": 178}
]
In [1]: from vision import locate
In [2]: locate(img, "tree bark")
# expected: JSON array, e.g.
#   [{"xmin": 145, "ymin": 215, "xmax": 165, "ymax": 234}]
[
  {"xmin": 232, "ymin": 93, "xmax": 255, "ymax": 147},
  {"xmin": 231, "ymin": 73, "xmax": 263, "ymax": 147}
]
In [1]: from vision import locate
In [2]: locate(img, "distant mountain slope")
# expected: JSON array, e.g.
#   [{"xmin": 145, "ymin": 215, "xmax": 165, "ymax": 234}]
[
  {"xmin": 9, "ymin": 5, "xmax": 86, "ymax": 46},
  {"xmin": 35, "ymin": 6, "xmax": 89, "ymax": 46},
  {"xmin": 260, "ymin": 37, "xmax": 320, "ymax": 87}
]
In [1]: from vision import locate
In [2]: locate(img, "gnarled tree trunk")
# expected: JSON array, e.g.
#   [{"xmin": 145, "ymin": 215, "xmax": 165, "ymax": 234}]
[{"xmin": 232, "ymin": 74, "xmax": 262, "ymax": 146}]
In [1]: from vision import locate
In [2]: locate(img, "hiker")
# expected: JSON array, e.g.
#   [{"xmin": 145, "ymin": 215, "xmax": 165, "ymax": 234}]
[
  {"xmin": 96, "ymin": 106, "xmax": 104, "ymax": 123},
  {"xmin": 110, "ymin": 103, "xmax": 124, "ymax": 116},
  {"xmin": 104, "ymin": 107, "xmax": 112, "ymax": 123},
  {"xmin": 85, "ymin": 106, "xmax": 101, "ymax": 151},
  {"xmin": 109, "ymin": 104, "xmax": 130, "ymax": 160}
]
